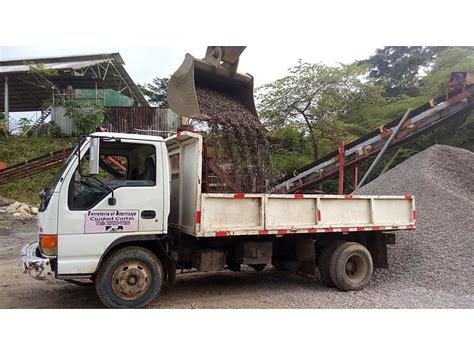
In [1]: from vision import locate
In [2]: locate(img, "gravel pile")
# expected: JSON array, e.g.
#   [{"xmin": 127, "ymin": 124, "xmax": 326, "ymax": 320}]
[
  {"xmin": 195, "ymin": 86, "xmax": 271, "ymax": 192},
  {"xmin": 357, "ymin": 145, "xmax": 474, "ymax": 301}
]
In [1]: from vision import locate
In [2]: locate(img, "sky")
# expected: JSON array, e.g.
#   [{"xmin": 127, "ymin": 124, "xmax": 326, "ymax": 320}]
[{"xmin": 0, "ymin": 44, "xmax": 379, "ymax": 88}]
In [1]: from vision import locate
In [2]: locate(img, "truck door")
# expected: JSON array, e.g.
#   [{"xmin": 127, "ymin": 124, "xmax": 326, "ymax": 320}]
[{"xmin": 55, "ymin": 138, "xmax": 167, "ymax": 276}]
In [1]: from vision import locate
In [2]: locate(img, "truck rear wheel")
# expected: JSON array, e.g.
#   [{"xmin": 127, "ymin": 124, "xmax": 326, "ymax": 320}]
[
  {"xmin": 95, "ymin": 246, "xmax": 164, "ymax": 308},
  {"xmin": 318, "ymin": 240, "xmax": 345, "ymax": 287},
  {"xmin": 329, "ymin": 242, "xmax": 373, "ymax": 291}
]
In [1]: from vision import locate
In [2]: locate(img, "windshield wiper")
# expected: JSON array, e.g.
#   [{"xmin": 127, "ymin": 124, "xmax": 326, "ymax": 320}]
[{"xmin": 91, "ymin": 176, "xmax": 116, "ymax": 206}]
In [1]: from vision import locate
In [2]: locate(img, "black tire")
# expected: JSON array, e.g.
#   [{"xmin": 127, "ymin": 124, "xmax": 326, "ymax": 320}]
[
  {"xmin": 318, "ymin": 240, "xmax": 346, "ymax": 287},
  {"xmin": 250, "ymin": 264, "xmax": 267, "ymax": 272},
  {"xmin": 95, "ymin": 246, "xmax": 164, "ymax": 308},
  {"xmin": 329, "ymin": 242, "xmax": 373, "ymax": 291}
]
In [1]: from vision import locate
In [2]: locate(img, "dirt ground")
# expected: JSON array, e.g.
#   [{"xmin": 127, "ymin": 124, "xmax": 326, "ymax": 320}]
[{"xmin": 1, "ymin": 215, "xmax": 472, "ymax": 309}]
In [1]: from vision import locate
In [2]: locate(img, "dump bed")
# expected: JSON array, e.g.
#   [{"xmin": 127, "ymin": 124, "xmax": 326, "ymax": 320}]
[{"xmin": 166, "ymin": 132, "xmax": 415, "ymax": 238}]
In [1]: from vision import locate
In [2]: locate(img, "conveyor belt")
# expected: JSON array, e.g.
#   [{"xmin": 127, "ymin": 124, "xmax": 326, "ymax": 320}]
[
  {"xmin": 273, "ymin": 73, "xmax": 474, "ymax": 193},
  {"xmin": 0, "ymin": 147, "xmax": 74, "ymax": 185}
]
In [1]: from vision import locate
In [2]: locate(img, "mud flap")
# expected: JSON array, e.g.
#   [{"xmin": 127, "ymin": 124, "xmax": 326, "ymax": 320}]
[
  {"xmin": 154, "ymin": 241, "xmax": 176, "ymax": 285},
  {"xmin": 367, "ymin": 233, "xmax": 389, "ymax": 269},
  {"xmin": 296, "ymin": 238, "xmax": 316, "ymax": 278}
]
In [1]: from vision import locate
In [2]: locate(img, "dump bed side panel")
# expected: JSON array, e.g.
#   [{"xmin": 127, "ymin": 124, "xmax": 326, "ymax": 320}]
[
  {"xmin": 196, "ymin": 194, "xmax": 415, "ymax": 237},
  {"xmin": 200, "ymin": 194, "xmax": 264, "ymax": 232}
]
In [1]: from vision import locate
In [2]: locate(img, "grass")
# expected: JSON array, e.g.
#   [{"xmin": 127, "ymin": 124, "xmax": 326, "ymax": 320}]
[{"xmin": 0, "ymin": 136, "xmax": 76, "ymax": 204}]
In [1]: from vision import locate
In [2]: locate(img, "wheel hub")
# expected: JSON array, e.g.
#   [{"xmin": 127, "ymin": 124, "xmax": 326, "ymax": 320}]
[
  {"xmin": 345, "ymin": 260, "xmax": 356, "ymax": 274},
  {"xmin": 112, "ymin": 261, "xmax": 152, "ymax": 300},
  {"xmin": 344, "ymin": 254, "xmax": 367, "ymax": 283}
]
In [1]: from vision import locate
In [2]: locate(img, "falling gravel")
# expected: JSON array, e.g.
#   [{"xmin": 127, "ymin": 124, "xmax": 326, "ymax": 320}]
[
  {"xmin": 357, "ymin": 144, "xmax": 474, "ymax": 306},
  {"xmin": 195, "ymin": 86, "xmax": 272, "ymax": 192}
]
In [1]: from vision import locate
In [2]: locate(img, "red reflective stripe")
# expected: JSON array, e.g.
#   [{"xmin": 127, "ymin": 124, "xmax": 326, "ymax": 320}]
[
  {"xmin": 277, "ymin": 229, "xmax": 288, "ymax": 234},
  {"xmin": 176, "ymin": 131, "xmax": 181, "ymax": 138},
  {"xmin": 372, "ymin": 226, "xmax": 381, "ymax": 231},
  {"xmin": 234, "ymin": 193, "xmax": 245, "ymax": 198},
  {"xmin": 407, "ymin": 225, "xmax": 414, "ymax": 230},
  {"xmin": 404, "ymin": 195, "xmax": 413, "ymax": 200},
  {"xmin": 412, "ymin": 210, "xmax": 417, "ymax": 219},
  {"xmin": 341, "ymin": 227, "xmax": 350, "ymax": 233},
  {"xmin": 258, "ymin": 230, "xmax": 269, "ymax": 235},
  {"xmin": 317, "ymin": 210, "xmax": 321, "ymax": 221},
  {"xmin": 308, "ymin": 228, "xmax": 317, "ymax": 233},
  {"xmin": 294, "ymin": 194, "xmax": 304, "ymax": 199},
  {"xmin": 356, "ymin": 227, "xmax": 365, "ymax": 232},
  {"xmin": 215, "ymin": 231, "xmax": 228, "ymax": 237},
  {"xmin": 344, "ymin": 195, "xmax": 353, "ymax": 199},
  {"xmin": 325, "ymin": 228, "xmax": 334, "ymax": 233},
  {"xmin": 195, "ymin": 211, "xmax": 201, "ymax": 224}
]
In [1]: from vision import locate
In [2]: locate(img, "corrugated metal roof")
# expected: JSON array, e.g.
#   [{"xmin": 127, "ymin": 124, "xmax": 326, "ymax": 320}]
[{"xmin": 0, "ymin": 59, "xmax": 110, "ymax": 74}]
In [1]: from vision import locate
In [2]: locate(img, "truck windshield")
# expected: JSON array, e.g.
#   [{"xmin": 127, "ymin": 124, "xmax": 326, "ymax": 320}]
[{"xmin": 39, "ymin": 142, "xmax": 83, "ymax": 212}]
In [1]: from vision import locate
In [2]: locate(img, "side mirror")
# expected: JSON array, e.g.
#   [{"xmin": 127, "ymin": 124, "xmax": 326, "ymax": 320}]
[{"xmin": 89, "ymin": 137, "xmax": 100, "ymax": 175}]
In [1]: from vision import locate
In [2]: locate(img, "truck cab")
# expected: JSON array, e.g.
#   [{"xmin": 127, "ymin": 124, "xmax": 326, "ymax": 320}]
[{"xmin": 21, "ymin": 132, "xmax": 172, "ymax": 306}]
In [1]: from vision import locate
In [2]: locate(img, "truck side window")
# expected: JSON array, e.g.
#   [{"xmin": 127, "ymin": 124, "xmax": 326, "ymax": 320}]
[{"xmin": 69, "ymin": 142, "xmax": 157, "ymax": 210}]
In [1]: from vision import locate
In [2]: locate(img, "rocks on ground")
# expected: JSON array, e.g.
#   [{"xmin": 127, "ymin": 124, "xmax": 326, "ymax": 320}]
[{"xmin": 0, "ymin": 198, "xmax": 38, "ymax": 219}]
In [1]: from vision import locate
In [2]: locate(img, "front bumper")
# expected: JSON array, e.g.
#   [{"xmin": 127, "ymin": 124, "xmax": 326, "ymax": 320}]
[{"xmin": 20, "ymin": 242, "xmax": 54, "ymax": 280}]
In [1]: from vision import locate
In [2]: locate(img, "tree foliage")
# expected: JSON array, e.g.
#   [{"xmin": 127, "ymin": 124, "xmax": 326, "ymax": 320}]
[
  {"xmin": 26, "ymin": 62, "xmax": 58, "ymax": 78},
  {"xmin": 64, "ymin": 99, "xmax": 105, "ymax": 136},
  {"xmin": 0, "ymin": 114, "xmax": 5, "ymax": 137},
  {"xmin": 138, "ymin": 77, "xmax": 169, "ymax": 107},
  {"xmin": 258, "ymin": 60, "xmax": 384, "ymax": 160},
  {"xmin": 359, "ymin": 46, "xmax": 447, "ymax": 97},
  {"xmin": 18, "ymin": 117, "xmax": 33, "ymax": 135}
]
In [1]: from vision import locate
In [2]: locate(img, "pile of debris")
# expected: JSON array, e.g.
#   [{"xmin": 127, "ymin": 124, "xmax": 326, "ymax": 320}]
[
  {"xmin": 195, "ymin": 86, "xmax": 272, "ymax": 192},
  {"xmin": 357, "ymin": 145, "xmax": 474, "ymax": 295},
  {"xmin": 0, "ymin": 197, "xmax": 38, "ymax": 219}
]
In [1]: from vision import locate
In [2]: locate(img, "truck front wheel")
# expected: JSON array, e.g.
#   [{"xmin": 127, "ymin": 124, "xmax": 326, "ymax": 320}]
[
  {"xmin": 329, "ymin": 242, "xmax": 373, "ymax": 291},
  {"xmin": 95, "ymin": 246, "xmax": 164, "ymax": 308}
]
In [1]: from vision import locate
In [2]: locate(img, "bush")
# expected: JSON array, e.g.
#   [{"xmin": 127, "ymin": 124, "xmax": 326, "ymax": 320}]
[
  {"xmin": 64, "ymin": 99, "xmax": 105, "ymax": 136},
  {"xmin": 49, "ymin": 121, "xmax": 62, "ymax": 138}
]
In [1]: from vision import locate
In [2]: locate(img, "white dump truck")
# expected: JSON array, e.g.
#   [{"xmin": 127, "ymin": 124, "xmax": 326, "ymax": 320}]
[{"xmin": 20, "ymin": 130, "xmax": 415, "ymax": 308}]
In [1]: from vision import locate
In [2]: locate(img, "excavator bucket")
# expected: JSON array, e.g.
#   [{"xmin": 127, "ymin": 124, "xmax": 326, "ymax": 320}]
[{"xmin": 167, "ymin": 52, "xmax": 258, "ymax": 120}]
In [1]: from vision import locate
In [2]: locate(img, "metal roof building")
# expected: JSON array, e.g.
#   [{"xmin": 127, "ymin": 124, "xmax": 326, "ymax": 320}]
[{"xmin": 1, "ymin": 52, "xmax": 149, "ymax": 134}]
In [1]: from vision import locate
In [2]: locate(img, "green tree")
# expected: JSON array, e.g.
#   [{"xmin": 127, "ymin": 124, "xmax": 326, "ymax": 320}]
[
  {"xmin": 258, "ymin": 60, "xmax": 385, "ymax": 160},
  {"xmin": 359, "ymin": 46, "xmax": 448, "ymax": 97},
  {"xmin": 138, "ymin": 77, "xmax": 169, "ymax": 107},
  {"xmin": 268, "ymin": 125, "xmax": 314, "ymax": 178}
]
